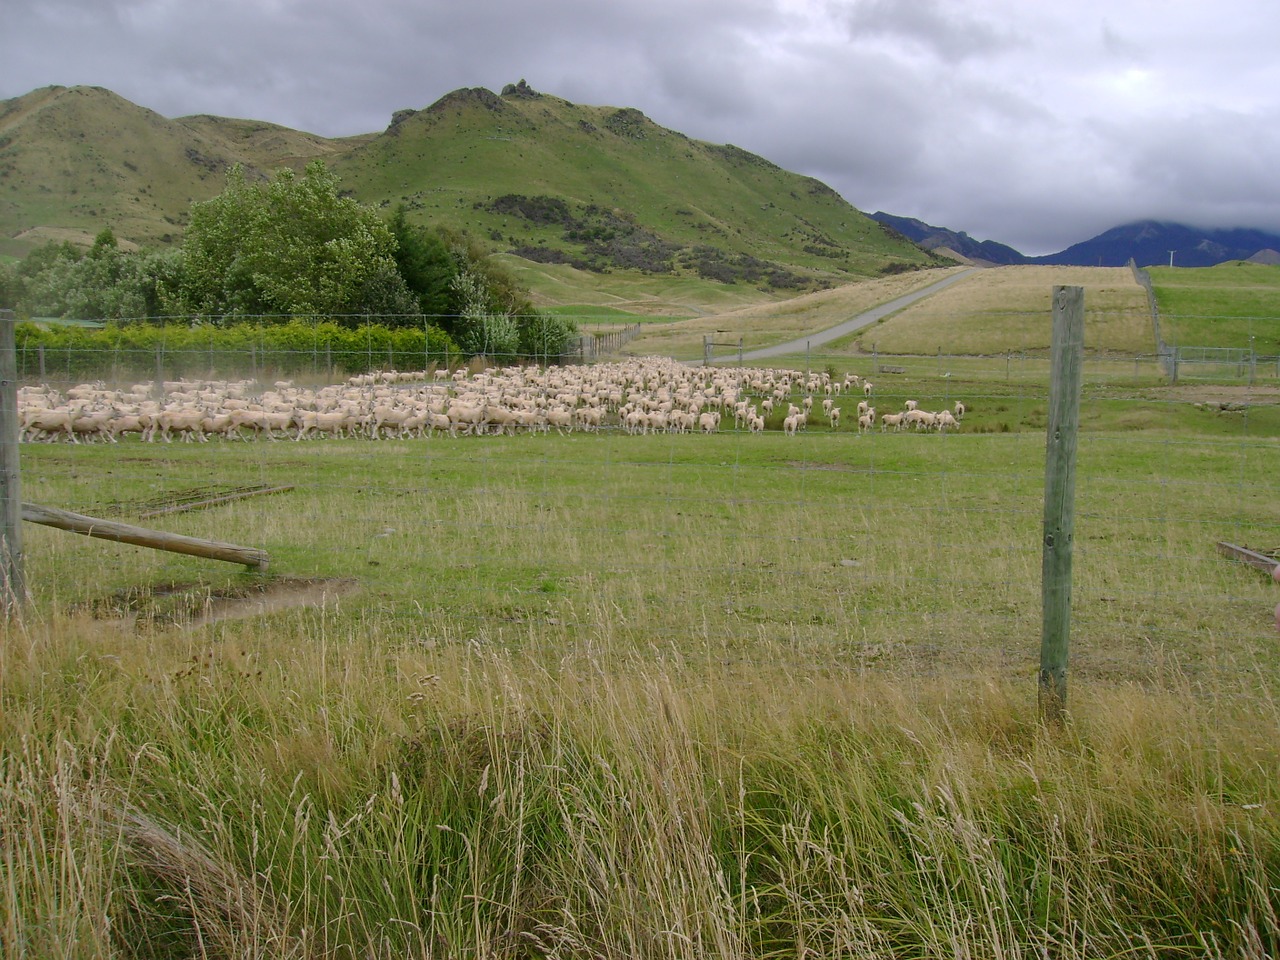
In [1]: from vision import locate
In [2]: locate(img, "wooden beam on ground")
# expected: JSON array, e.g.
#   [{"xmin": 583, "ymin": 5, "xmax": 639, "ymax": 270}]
[
  {"xmin": 1216, "ymin": 541, "xmax": 1280, "ymax": 576},
  {"xmin": 136, "ymin": 484, "xmax": 295, "ymax": 519},
  {"xmin": 22, "ymin": 502, "xmax": 268, "ymax": 571}
]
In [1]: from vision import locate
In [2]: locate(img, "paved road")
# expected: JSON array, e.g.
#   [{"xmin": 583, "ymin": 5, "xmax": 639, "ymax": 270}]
[{"xmin": 711, "ymin": 267, "xmax": 979, "ymax": 364}]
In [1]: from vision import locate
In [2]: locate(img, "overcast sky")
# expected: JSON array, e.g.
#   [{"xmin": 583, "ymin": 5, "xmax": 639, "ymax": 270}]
[{"xmin": 5, "ymin": 0, "xmax": 1279, "ymax": 255}]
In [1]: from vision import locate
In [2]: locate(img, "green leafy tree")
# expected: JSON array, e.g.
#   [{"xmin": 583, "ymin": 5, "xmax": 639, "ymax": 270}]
[
  {"xmin": 182, "ymin": 161, "xmax": 415, "ymax": 323},
  {"xmin": 2, "ymin": 232, "xmax": 185, "ymax": 321},
  {"xmin": 388, "ymin": 206, "xmax": 457, "ymax": 319},
  {"xmin": 451, "ymin": 268, "xmax": 519, "ymax": 357},
  {"xmin": 518, "ymin": 312, "xmax": 579, "ymax": 360}
]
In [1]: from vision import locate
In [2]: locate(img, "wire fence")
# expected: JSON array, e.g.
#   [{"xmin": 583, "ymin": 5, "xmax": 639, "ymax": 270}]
[{"xmin": 4, "ymin": 305, "xmax": 1279, "ymax": 703}]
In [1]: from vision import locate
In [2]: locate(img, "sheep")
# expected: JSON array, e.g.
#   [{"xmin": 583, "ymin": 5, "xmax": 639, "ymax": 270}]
[
  {"xmin": 863, "ymin": 381, "xmax": 873, "ymax": 397},
  {"xmin": 857, "ymin": 400, "xmax": 871, "ymax": 417},
  {"xmin": 858, "ymin": 408, "xmax": 875, "ymax": 434},
  {"xmin": 880, "ymin": 411, "xmax": 906, "ymax": 432},
  {"xmin": 783, "ymin": 413, "xmax": 801, "ymax": 436},
  {"xmin": 748, "ymin": 414, "xmax": 765, "ymax": 433},
  {"xmin": 828, "ymin": 406, "xmax": 841, "ymax": 430},
  {"xmin": 698, "ymin": 410, "xmax": 721, "ymax": 434},
  {"xmin": 904, "ymin": 399, "xmax": 918, "ymax": 411},
  {"xmin": 935, "ymin": 410, "xmax": 959, "ymax": 432},
  {"xmin": 155, "ymin": 408, "xmax": 207, "ymax": 443},
  {"xmin": 904, "ymin": 409, "xmax": 938, "ymax": 431},
  {"xmin": 954, "ymin": 400, "xmax": 966, "ymax": 419},
  {"xmin": 22, "ymin": 406, "xmax": 80, "ymax": 443}
]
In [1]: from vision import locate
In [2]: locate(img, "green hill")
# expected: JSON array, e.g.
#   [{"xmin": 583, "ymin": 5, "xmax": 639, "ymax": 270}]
[{"xmin": 0, "ymin": 81, "xmax": 937, "ymax": 300}]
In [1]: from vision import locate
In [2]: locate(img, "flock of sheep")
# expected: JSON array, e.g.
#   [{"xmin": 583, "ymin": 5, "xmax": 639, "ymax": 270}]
[{"xmin": 17, "ymin": 357, "xmax": 965, "ymax": 443}]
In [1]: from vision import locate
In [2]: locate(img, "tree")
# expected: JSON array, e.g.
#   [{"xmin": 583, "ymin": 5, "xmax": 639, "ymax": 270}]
[
  {"xmin": 388, "ymin": 206, "xmax": 457, "ymax": 319},
  {"xmin": 181, "ymin": 161, "xmax": 415, "ymax": 323},
  {"xmin": 1, "ymin": 233, "xmax": 185, "ymax": 321}
]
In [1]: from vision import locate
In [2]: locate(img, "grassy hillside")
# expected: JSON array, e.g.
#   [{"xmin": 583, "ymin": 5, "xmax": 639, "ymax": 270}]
[
  {"xmin": 0, "ymin": 83, "xmax": 935, "ymax": 297},
  {"xmin": 333, "ymin": 85, "xmax": 934, "ymax": 288}
]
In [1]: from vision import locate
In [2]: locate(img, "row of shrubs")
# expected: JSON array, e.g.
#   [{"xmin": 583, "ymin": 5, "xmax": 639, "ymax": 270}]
[{"xmin": 11, "ymin": 320, "xmax": 543, "ymax": 383}]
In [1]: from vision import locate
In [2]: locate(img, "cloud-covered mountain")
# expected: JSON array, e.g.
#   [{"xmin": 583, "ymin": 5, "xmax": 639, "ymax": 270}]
[{"xmin": 1029, "ymin": 220, "xmax": 1280, "ymax": 268}]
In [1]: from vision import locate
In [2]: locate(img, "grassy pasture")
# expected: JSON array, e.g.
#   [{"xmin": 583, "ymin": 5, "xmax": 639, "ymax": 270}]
[
  {"xmin": 5, "ymin": 369, "xmax": 1280, "ymax": 958},
  {"xmin": 617, "ymin": 266, "xmax": 1157, "ymax": 363},
  {"xmin": 1150, "ymin": 262, "xmax": 1280, "ymax": 354}
]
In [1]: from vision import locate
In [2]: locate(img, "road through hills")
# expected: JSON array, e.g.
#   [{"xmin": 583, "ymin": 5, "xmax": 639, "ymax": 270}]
[{"xmin": 712, "ymin": 268, "xmax": 979, "ymax": 363}]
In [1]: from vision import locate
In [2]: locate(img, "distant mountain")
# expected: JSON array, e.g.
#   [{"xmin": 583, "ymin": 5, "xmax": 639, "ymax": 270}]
[
  {"xmin": 0, "ymin": 83, "xmax": 935, "ymax": 288},
  {"xmin": 872, "ymin": 212, "xmax": 1280, "ymax": 269},
  {"xmin": 869, "ymin": 212, "xmax": 1026, "ymax": 265},
  {"xmin": 1029, "ymin": 220, "xmax": 1280, "ymax": 268}
]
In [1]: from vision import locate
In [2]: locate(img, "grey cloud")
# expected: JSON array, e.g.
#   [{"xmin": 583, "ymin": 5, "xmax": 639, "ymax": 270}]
[
  {"xmin": 3, "ymin": 0, "xmax": 1280, "ymax": 254},
  {"xmin": 836, "ymin": 0, "xmax": 1017, "ymax": 63}
]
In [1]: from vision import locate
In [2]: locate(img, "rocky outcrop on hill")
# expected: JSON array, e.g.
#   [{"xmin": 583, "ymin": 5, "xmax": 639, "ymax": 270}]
[{"xmin": 501, "ymin": 79, "xmax": 541, "ymax": 100}]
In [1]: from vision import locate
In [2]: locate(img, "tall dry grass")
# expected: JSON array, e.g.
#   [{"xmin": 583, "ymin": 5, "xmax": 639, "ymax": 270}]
[{"xmin": 4, "ymin": 603, "xmax": 1279, "ymax": 958}]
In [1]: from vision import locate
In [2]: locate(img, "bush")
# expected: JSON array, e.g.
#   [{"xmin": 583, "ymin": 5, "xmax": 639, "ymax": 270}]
[{"xmin": 15, "ymin": 320, "xmax": 460, "ymax": 382}]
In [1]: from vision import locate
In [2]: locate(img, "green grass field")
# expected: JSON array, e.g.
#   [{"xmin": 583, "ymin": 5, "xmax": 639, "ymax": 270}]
[
  {"xmin": 4, "ymin": 361, "xmax": 1280, "ymax": 958},
  {"xmin": 1150, "ymin": 262, "xmax": 1280, "ymax": 353}
]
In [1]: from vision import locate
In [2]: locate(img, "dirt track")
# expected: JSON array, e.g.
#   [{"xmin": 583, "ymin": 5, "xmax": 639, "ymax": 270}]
[{"xmin": 713, "ymin": 268, "xmax": 979, "ymax": 363}]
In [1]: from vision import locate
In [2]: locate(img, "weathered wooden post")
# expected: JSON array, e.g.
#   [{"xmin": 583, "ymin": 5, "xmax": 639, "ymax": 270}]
[
  {"xmin": 1040, "ymin": 286, "xmax": 1084, "ymax": 724},
  {"xmin": 0, "ymin": 310, "xmax": 24, "ymax": 613}
]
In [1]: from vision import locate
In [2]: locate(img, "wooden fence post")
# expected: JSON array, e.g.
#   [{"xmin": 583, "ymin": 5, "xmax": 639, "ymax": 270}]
[
  {"xmin": 1040, "ymin": 286, "xmax": 1085, "ymax": 724},
  {"xmin": 0, "ymin": 310, "xmax": 24, "ymax": 613}
]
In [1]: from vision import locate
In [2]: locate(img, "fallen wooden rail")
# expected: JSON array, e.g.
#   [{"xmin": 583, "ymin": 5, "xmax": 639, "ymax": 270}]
[
  {"xmin": 22, "ymin": 502, "xmax": 269, "ymax": 571},
  {"xmin": 1216, "ymin": 541, "xmax": 1279, "ymax": 576}
]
